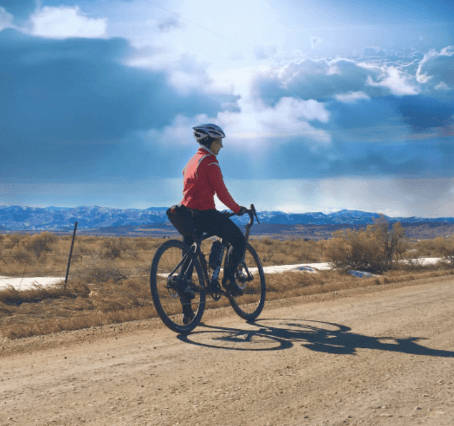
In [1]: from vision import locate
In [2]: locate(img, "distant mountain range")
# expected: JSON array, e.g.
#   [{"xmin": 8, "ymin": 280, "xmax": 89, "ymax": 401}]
[{"xmin": 1, "ymin": 205, "xmax": 454, "ymax": 231}]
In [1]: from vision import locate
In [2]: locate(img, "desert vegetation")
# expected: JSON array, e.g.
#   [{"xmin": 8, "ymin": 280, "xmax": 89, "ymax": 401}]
[
  {"xmin": 320, "ymin": 215, "xmax": 409, "ymax": 272},
  {"xmin": 1, "ymin": 219, "xmax": 454, "ymax": 340}
]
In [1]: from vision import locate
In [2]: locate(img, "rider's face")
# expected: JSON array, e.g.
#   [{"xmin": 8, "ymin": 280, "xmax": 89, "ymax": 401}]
[{"xmin": 210, "ymin": 138, "xmax": 223, "ymax": 155}]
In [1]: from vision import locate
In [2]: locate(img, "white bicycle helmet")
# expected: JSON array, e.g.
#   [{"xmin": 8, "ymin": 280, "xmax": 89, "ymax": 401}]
[{"xmin": 193, "ymin": 124, "xmax": 226, "ymax": 142}]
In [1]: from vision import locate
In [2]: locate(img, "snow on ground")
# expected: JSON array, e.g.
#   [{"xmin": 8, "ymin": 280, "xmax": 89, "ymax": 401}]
[
  {"xmin": 261, "ymin": 262, "xmax": 331, "ymax": 274},
  {"xmin": 0, "ymin": 276, "xmax": 65, "ymax": 291},
  {"xmin": 0, "ymin": 258, "xmax": 448, "ymax": 291},
  {"xmin": 262, "ymin": 258, "xmax": 447, "ymax": 274},
  {"xmin": 252, "ymin": 257, "xmax": 447, "ymax": 276}
]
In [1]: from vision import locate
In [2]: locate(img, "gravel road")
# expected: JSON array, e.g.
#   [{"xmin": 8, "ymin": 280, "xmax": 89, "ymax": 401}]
[{"xmin": 1, "ymin": 275, "xmax": 454, "ymax": 425}]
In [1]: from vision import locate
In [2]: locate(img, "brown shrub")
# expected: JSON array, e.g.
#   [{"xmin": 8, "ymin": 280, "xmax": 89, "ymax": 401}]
[
  {"xmin": 2, "ymin": 230, "xmax": 453, "ymax": 340},
  {"xmin": 26, "ymin": 232, "xmax": 58, "ymax": 258},
  {"xmin": 73, "ymin": 263, "xmax": 128, "ymax": 284},
  {"xmin": 431, "ymin": 236, "xmax": 454, "ymax": 265},
  {"xmin": 11, "ymin": 247, "xmax": 32, "ymax": 263},
  {"xmin": 323, "ymin": 215, "xmax": 408, "ymax": 273}
]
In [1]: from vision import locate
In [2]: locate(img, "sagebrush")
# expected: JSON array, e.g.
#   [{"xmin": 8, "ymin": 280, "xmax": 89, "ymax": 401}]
[{"xmin": 1, "ymin": 227, "xmax": 453, "ymax": 339}]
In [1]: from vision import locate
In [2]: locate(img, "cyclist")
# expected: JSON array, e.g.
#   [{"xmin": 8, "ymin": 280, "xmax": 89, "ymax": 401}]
[{"xmin": 179, "ymin": 123, "xmax": 247, "ymax": 322}]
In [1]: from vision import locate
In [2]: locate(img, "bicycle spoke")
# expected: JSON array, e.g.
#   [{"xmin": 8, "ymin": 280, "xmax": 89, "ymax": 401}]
[{"xmin": 228, "ymin": 242, "xmax": 266, "ymax": 320}]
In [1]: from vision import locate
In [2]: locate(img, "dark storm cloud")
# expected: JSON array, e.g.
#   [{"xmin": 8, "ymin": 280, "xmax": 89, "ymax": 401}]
[{"xmin": 0, "ymin": 29, "xmax": 238, "ymax": 182}]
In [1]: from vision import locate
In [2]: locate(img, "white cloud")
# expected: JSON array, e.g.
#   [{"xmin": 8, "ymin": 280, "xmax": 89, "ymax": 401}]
[
  {"xmin": 166, "ymin": 52, "xmax": 213, "ymax": 94},
  {"xmin": 145, "ymin": 96, "xmax": 331, "ymax": 152},
  {"xmin": 366, "ymin": 66, "xmax": 419, "ymax": 96},
  {"xmin": 335, "ymin": 91, "xmax": 370, "ymax": 103},
  {"xmin": 129, "ymin": 51, "xmax": 214, "ymax": 94},
  {"xmin": 435, "ymin": 81, "xmax": 451, "ymax": 91},
  {"xmin": 30, "ymin": 6, "xmax": 107, "ymax": 39},
  {"xmin": 144, "ymin": 114, "xmax": 211, "ymax": 147},
  {"xmin": 416, "ymin": 46, "xmax": 454, "ymax": 89},
  {"xmin": 210, "ymin": 65, "xmax": 271, "ymax": 97},
  {"xmin": 253, "ymin": 57, "xmax": 420, "ymax": 102},
  {"xmin": 218, "ymin": 97, "xmax": 331, "ymax": 146},
  {"xmin": 0, "ymin": 7, "xmax": 14, "ymax": 31},
  {"xmin": 253, "ymin": 44, "xmax": 277, "ymax": 60}
]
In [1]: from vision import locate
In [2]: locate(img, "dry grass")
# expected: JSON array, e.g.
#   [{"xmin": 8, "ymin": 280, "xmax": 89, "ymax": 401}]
[
  {"xmin": 251, "ymin": 237, "xmax": 323, "ymax": 265},
  {"xmin": 265, "ymin": 266, "xmax": 454, "ymax": 301},
  {"xmin": 1, "ymin": 231, "xmax": 454, "ymax": 340},
  {"xmin": 1, "ymin": 275, "xmax": 154, "ymax": 340}
]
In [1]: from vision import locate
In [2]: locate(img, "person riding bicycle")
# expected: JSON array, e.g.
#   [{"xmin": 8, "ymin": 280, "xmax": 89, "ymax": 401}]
[{"xmin": 178, "ymin": 123, "xmax": 248, "ymax": 320}]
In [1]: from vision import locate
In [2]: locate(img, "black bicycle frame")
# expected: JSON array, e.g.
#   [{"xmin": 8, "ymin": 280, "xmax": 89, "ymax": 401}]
[{"xmin": 181, "ymin": 205, "xmax": 260, "ymax": 294}]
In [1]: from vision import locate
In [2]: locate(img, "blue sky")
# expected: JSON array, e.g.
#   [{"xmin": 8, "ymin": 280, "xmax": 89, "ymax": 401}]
[{"xmin": 1, "ymin": 0, "xmax": 454, "ymax": 217}]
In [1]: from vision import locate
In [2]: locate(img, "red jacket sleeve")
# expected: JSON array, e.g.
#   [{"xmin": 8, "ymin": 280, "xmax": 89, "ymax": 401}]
[{"xmin": 206, "ymin": 161, "xmax": 240, "ymax": 213}]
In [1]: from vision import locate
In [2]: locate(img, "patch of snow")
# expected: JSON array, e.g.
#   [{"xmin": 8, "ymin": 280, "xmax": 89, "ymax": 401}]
[
  {"xmin": 257, "ymin": 262, "xmax": 332, "ymax": 274},
  {"xmin": 401, "ymin": 257, "xmax": 446, "ymax": 266},
  {"xmin": 0, "ymin": 276, "xmax": 64, "ymax": 291},
  {"xmin": 0, "ymin": 257, "xmax": 447, "ymax": 290}
]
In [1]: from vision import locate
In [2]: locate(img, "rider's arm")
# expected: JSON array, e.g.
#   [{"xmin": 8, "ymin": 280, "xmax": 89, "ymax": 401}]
[{"xmin": 206, "ymin": 161, "xmax": 241, "ymax": 214}]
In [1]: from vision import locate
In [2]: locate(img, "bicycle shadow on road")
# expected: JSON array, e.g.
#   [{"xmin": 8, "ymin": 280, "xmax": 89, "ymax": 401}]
[{"xmin": 177, "ymin": 318, "xmax": 454, "ymax": 358}]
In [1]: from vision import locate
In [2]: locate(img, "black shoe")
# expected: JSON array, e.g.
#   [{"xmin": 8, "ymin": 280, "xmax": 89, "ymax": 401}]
[
  {"xmin": 182, "ymin": 302, "xmax": 194, "ymax": 325},
  {"xmin": 180, "ymin": 278, "xmax": 195, "ymax": 300},
  {"xmin": 222, "ymin": 276, "xmax": 244, "ymax": 297}
]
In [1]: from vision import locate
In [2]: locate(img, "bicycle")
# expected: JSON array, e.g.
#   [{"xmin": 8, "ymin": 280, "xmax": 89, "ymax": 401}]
[{"xmin": 150, "ymin": 204, "xmax": 266, "ymax": 333}]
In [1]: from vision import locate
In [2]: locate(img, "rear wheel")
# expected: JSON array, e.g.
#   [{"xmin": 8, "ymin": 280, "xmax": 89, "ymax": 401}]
[
  {"xmin": 150, "ymin": 240, "xmax": 206, "ymax": 333},
  {"xmin": 228, "ymin": 242, "xmax": 266, "ymax": 321}
]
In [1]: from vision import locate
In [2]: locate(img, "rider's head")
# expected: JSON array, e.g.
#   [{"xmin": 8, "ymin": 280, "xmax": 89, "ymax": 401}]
[{"xmin": 193, "ymin": 124, "xmax": 225, "ymax": 151}]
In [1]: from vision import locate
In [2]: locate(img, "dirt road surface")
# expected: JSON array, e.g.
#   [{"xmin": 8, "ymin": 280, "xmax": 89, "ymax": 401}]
[{"xmin": 1, "ymin": 276, "xmax": 454, "ymax": 426}]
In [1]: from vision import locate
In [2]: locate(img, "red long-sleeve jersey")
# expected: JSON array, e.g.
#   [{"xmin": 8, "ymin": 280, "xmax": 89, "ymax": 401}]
[{"xmin": 180, "ymin": 147, "xmax": 240, "ymax": 213}]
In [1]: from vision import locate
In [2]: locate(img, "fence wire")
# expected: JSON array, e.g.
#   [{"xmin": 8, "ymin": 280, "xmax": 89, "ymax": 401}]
[{"xmin": 0, "ymin": 233, "xmax": 158, "ymax": 290}]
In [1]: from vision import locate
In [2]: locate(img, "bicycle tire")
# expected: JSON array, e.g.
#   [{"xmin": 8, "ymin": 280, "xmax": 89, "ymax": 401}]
[
  {"xmin": 228, "ymin": 242, "xmax": 266, "ymax": 321},
  {"xmin": 150, "ymin": 239, "xmax": 206, "ymax": 333}
]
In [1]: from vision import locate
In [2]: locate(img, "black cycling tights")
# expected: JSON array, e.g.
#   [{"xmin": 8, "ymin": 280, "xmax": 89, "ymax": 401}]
[{"xmin": 183, "ymin": 209, "xmax": 246, "ymax": 280}]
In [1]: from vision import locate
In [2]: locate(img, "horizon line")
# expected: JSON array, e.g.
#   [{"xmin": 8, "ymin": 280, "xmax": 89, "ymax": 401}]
[{"xmin": 0, "ymin": 204, "xmax": 449, "ymax": 219}]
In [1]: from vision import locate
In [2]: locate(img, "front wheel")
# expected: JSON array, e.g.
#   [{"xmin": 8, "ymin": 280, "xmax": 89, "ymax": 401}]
[
  {"xmin": 150, "ymin": 239, "xmax": 206, "ymax": 333},
  {"xmin": 228, "ymin": 242, "xmax": 266, "ymax": 321}
]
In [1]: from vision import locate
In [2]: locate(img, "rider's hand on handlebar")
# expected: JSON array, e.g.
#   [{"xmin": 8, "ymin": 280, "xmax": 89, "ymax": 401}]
[{"xmin": 237, "ymin": 206, "xmax": 248, "ymax": 216}]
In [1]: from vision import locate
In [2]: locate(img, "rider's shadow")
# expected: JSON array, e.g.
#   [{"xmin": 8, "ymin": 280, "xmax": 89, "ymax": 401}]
[{"xmin": 177, "ymin": 319, "xmax": 454, "ymax": 358}]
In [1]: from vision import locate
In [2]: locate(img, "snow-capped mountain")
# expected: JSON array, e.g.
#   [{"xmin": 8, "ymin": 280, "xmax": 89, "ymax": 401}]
[
  {"xmin": 1, "ymin": 205, "xmax": 454, "ymax": 231},
  {"xmin": 0, "ymin": 205, "xmax": 168, "ymax": 231}
]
